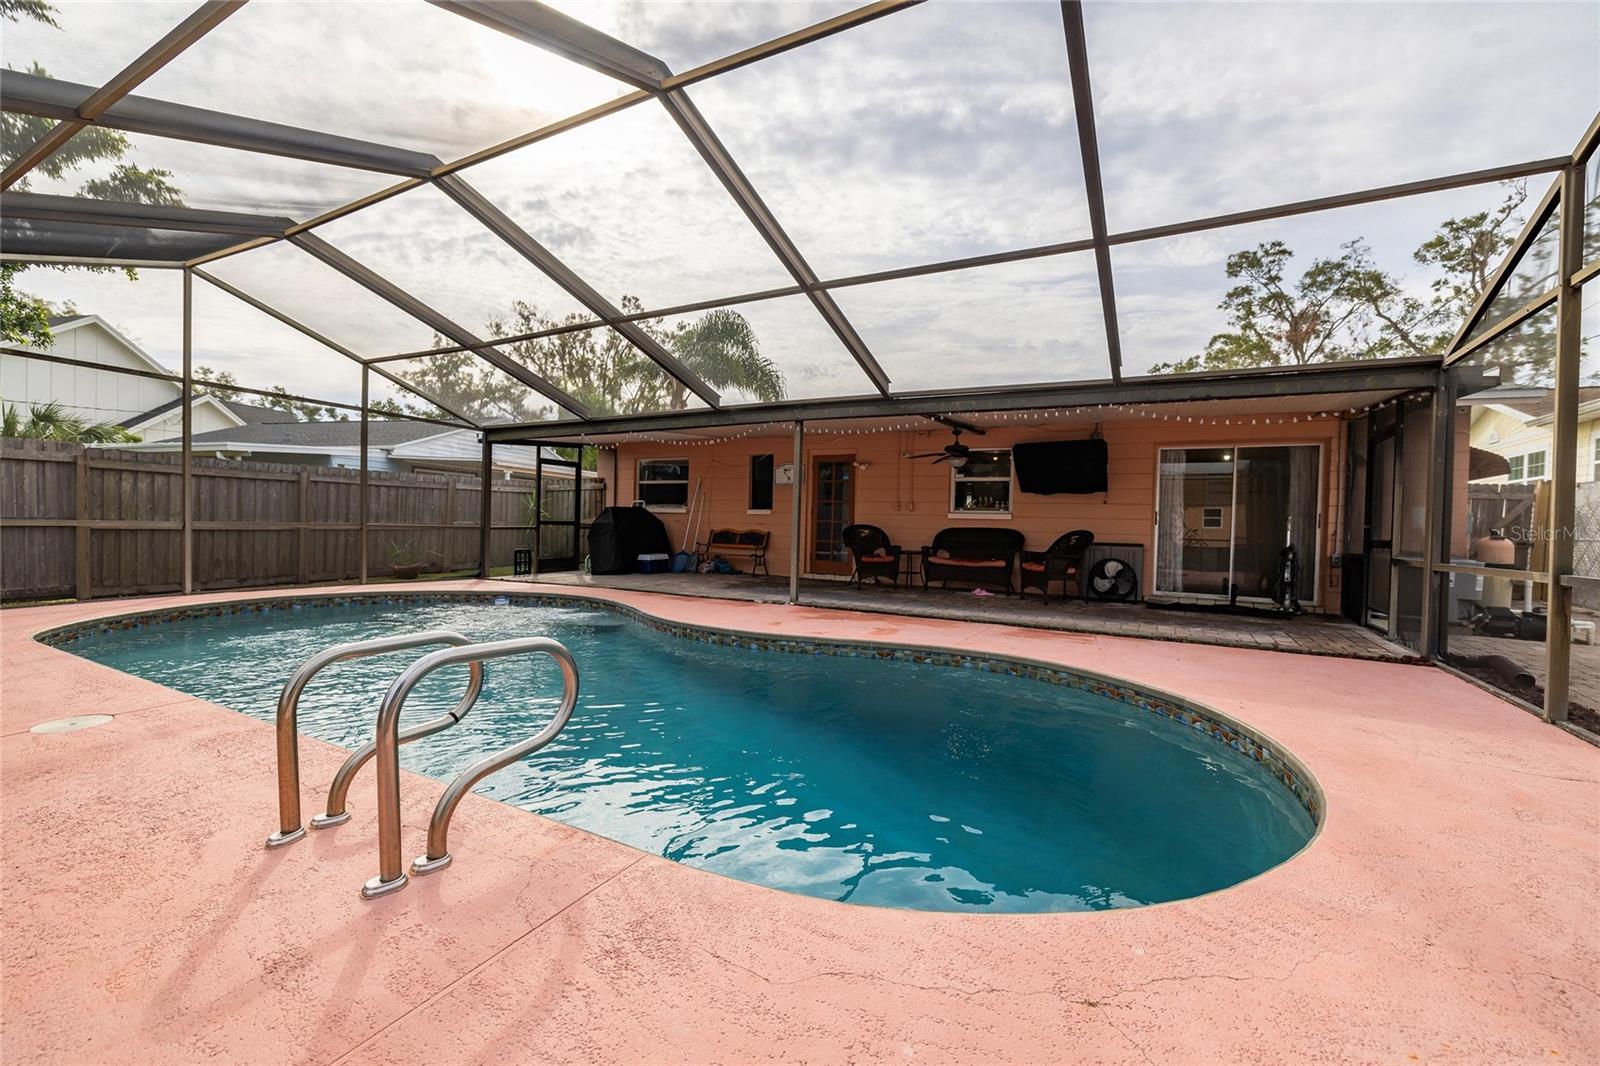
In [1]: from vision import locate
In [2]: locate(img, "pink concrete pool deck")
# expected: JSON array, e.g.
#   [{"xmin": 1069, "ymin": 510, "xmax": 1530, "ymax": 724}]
[{"xmin": 1, "ymin": 580, "xmax": 1596, "ymax": 1066}]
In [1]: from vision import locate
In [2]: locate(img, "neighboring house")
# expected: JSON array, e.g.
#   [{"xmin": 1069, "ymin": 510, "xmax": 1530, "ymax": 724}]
[
  {"xmin": 118, "ymin": 419, "xmax": 584, "ymax": 480},
  {"xmin": 1465, "ymin": 385, "xmax": 1600, "ymax": 484},
  {"xmin": 3, "ymin": 312, "xmax": 586, "ymax": 479},
  {"xmin": 0, "ymin": 314, "xmax": 261, "ymax": 441}
]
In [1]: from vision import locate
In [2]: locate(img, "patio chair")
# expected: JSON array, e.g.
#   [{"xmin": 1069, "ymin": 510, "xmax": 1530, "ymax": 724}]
[
  {"xmin": 842, "ymin": 524, "xmax": 903, "ymax": 588},
  {"xmin": 1020, "ymin": 529, "xmax": 1094, "ymax": 603}
]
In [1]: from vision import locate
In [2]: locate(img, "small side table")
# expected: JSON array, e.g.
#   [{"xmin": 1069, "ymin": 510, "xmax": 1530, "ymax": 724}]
[{"xmin": 898, "ymin": 548, "xmax": 924, "ymax": 588}]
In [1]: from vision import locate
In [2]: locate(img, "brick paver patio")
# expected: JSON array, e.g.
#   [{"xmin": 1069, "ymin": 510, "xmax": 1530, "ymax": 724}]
[{"xmin": 511, "ymin": 571, "xmax": 1417, "ymax": 662}]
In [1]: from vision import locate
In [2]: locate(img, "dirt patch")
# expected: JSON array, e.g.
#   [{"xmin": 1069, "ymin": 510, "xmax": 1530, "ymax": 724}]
[{"xmin": 1446, "ymin": 656, "xmax": 1599, "ymax": 732}]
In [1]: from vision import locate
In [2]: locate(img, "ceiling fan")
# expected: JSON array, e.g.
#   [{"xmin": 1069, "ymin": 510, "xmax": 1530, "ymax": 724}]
[{"xmin": 906, "ymin": 428, "xmax": 973, "ymax": 467}]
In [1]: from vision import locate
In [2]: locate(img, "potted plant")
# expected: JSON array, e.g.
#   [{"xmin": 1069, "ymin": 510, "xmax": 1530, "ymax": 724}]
[{"xmin": 387, "ymin": 538, "xmax": 439, "ymax": 580}]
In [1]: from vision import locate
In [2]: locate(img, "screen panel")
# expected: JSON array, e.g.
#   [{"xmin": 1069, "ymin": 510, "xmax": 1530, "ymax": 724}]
[
  {"xmin": 472, "ymin": 323, "xmax": 706, "ymax": 418},
  {"xmin": 0, "ymin": 1, "xmax": 198, "ymax": 89},
  {"xmin": 202, "ymin": 240, "xmax": 440, "ymax": 359},
  {"xmin": 381, "ymin": 351, "xmax": 570, "ymax": 427},
  {"xmin": 1087, "ymin": 1, "xmax": 1599, "ymax": 233},
  {"xmin": 459, "ymin": 100, "xmax": 795, "ymax": 312},
  {"xmin": 1584, "ymin": 150, "xmax": 1600, "ymax": 269},
  {"xmin": 134, "ymin": 0, "xmax": 634, "ymax": 160},
  {"xmin": 310, "ymin": 183, "xmax": 594, "ymax": 336},
  {"xmin": 649, "ymin": 294, "xmax": 878, "ymax": 404},
  {"xmin": 190, "ymin": 280, "xmax": 367, "ymax": 415},
  {"xmin": 683, "ymin": 0, "xmax": 1091, "ymax": 279},
  {"xmin": 1465, "ymin": 204, "xmax": 1561, "ymax": 345},
  {"xmin": 1114, "ymin": 183, "xmax": 1518, "ymax": 379},
  {"xmin": 542, "ymin": 1, "xmax": 857, "ymax": 75},
  {"xmin": 828, "ymin": 253, "xmax": 1110, "ymax": 393},
  {"xmin": 27, "ymin": 129, "xmax": 396, "ymax": 220}
]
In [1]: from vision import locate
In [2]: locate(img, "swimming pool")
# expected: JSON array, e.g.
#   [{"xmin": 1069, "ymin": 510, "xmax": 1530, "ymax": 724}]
[{"xmin": 53, "ymin": 594, "xmax": 1318, "ymax": 913}]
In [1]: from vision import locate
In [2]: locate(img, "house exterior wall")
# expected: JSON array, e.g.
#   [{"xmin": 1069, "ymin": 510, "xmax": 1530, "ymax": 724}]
[
  {"xmin": 611, "ymin": 417, "xmax": 1346, "ymax": 607},
  {"xmin": 1470, "ymin": 406, "xmax": 1600, "ymax": 485},
  {"xmin": 1, "ymin": 322, "xmax": 176, "ymax": 427},
  {"xmin": 135, "ymin": 401, "xmax": 243, "ymax": 443}
]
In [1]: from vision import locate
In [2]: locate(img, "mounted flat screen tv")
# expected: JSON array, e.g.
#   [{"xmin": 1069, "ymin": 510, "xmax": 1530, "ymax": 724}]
[{"xmin": 1013, "ymin": 439, "xmax": 1109, "ymax": 495}]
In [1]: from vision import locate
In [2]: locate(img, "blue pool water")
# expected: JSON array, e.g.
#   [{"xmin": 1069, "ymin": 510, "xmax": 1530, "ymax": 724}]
[{"xmin": 61, "ymin": 599, "xmax": 1315, "ymax": 912}]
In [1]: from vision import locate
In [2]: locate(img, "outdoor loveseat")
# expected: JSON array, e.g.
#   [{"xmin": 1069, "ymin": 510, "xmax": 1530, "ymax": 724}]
[{"xmin": 921, "ymin": 527, "xmax": 1025, "ymax": 593}]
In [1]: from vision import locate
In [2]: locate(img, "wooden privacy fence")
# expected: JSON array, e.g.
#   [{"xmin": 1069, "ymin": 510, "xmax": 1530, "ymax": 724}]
[{"xmin": 1, "ymin": 439, "xmax": 603, "ymax": 601}]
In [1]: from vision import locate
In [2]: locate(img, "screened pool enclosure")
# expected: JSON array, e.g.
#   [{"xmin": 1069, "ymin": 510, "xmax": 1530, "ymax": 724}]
[{"xmin": 1, "ymin": 0, "xmax": 1597, "ymax": 721}]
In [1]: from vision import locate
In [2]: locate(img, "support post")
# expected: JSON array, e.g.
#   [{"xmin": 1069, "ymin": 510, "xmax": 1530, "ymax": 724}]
[
  {"xmin": 478, "ymin": 437, "xmax": 494, "ymax": 579},
  {"xmin": 1419, "ymin": 371, "xmax": 1446, "ymax": 657},
  {"xmin": 1544, "ymin": 162, "xmax": 1584, "ymax": 723},
  {"xmin": 181, "ymin": 267, "xmax": 193, "ymax": 595},
  {"xmin": 1424, "ymin": 370, "xmax": 1456, "ymax": 660},
  {"xmin": 74, "ymin": 449, "xmax": 91, "ymax": 600},
  {"xmin": 533, "ymin": 447, "xmax": 544, "ymax": 579},
  {"xmin": 359, "ymin": 365, "xmax": 370, "ymax": 584},
  {"xmin": 789, "ymin": 420, "xmax": 804, "ymax": 604},
  {"xmin": 572, "ymin": 445, "xmax": 585, "ymax": 567},
  {"xmin": 296, "ymin": 468, "xmax": 311, "ymax": 585}
]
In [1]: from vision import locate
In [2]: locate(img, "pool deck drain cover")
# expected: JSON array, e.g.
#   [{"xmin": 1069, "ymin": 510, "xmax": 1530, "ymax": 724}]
[{"xmin": 30, "ymin": 714, "xmax": 114, "ymax": 734}]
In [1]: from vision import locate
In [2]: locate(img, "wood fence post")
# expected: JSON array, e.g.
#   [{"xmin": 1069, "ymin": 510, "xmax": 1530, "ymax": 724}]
[
  {"xmin": 297, "ymin": 468, "xmax": 311, "ymax": 585},
  {"xmin": 445, "ymin": 478, "xmax": 457, "ymax": 570},
  {"xmin": 478, "ymin": 439, "xmax": 493, "ymax": 578},
  {"xmin": 74, "ymin": 449, "xmax": 91, "ymax": 600}
]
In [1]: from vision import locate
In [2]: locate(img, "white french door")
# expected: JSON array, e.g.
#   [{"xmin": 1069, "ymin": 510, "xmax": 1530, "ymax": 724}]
[{"xmin": 1154, "ymin": 444, "xmax": 1322, "ymax": 604}]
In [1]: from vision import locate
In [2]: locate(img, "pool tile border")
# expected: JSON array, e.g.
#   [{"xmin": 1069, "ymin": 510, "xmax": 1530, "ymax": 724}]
[{"xmin": 37, "ymin": 590, "xmax": 1322, "ymax": 824}]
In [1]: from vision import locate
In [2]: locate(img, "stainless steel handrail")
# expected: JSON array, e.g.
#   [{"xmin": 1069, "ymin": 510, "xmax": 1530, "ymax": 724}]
[
  {"xmin": 267, "ymin": 631, "xmax": 484, "ymax": 849},
  {"xmin": 362, "ymin": 637, "xmax": 579, "ymax": 900},
  {"xmin": 411, "ymin": 645, "xmax": 580, "ymax": 878},
  {"xmin": 309, "ymin": 695, "xmax": 479, "ymax": 831}
]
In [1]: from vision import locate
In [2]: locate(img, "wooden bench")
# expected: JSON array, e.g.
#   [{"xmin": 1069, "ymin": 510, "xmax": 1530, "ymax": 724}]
[{"xmin": 696, "ymin": 528, "xmax": 771, "ymax": 575}]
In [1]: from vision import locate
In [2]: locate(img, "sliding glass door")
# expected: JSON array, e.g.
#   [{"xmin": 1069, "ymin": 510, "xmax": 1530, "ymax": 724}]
[{"xmin": 1155, "ymin": 445, "xmax": 1321, "ymax": 603}]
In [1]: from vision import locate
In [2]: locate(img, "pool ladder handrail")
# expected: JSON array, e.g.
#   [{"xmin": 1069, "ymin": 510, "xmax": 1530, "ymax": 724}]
[
  {"xmin": 363, "ymin": 636, "xmax": 579, "ymax": 900},
  {"xmin": 266, "ymin": 630, "xmax": 485, "ymax": 849}
]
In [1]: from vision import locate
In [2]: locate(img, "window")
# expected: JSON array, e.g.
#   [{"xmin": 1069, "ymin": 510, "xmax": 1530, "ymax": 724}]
[
  {"xmin": 1592, "ymin": 436, "xmax": 1599, "ymax": 480},
  {"xmin": 1202, "ymin": 506, "xmax": 1224, "ymax": 529},
  {"xmin": 950, "ymin": 449, "xmax": 1012, "ymax": 514},
  {"xmin": 749, "ymin": 453, "xmax": 774, "ymax": 511},
  {"xmin": 1509, "ymin": 450, "xmax": 1546, "ymax": 482},
  {"xmin": 637, "ymin": 458, "xmax": 689, "ymax": 509}
]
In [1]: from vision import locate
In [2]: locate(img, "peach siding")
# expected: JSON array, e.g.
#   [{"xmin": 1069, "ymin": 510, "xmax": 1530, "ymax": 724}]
[{"xmin": 610, "ymin": 419, "xmax": 1348, "ymax": 608}]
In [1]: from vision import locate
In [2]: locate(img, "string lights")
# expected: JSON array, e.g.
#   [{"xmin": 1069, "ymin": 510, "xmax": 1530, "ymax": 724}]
[{"xmin": 581, "ymin": 391, "xmax": 1429, "ymax": 447}]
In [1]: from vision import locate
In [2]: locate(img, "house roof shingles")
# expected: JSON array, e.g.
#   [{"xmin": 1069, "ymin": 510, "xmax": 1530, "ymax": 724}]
[
  {"xmin": 1493, "ymin": 385, "xmax": 1600, "ymax": 419},
  {"xmin": 185, "ymin": 420, "xmax": 445, "ymax": 448}
]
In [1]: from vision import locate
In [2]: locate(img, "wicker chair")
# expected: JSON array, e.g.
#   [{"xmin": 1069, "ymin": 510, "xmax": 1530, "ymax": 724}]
[
  {"xmin": 1019, "ymin": 529, "xmax": 1094, "ymax": 603},
  {"xmin": 842, "ymin": 524, "xmax": 903, "ymax": 588}
]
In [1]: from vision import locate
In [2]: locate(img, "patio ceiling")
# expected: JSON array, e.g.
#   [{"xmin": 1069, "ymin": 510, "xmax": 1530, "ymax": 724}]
[
  {"xmin": 2, "ymin": 0, "xmax": 1596, "ymax": 434},
  {"xmin": 546, "ymin": 389, "xmax": 1419, "ymax": 445}
]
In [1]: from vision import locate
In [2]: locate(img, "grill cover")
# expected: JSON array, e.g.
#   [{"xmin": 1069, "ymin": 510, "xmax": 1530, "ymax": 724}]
[{"xmin": 588, "ymin": 506, "xmax": 671, "ymax": 574}]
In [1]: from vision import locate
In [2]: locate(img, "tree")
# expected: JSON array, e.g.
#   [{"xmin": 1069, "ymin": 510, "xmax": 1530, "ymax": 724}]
[
  {"xmin": 664, "ymin": 308, "xmax": 784, "ymax": 409},
  {"xmin": 2, "ymin": 401, "xmax": 141, "ymax": 443},
  {"xmin": 0, "ymin": 263, "xmax": 51, "ymax": 348},
  {"xmin": 194, "ymin": 367, "xmax": 354, "ymax": 422},
  {"xmin": 1, "ymin": 3, "xmax": 184, "ymax": 351},
  {"xmin": 381, "ymin": 298, "xmax": 786, "ymax": 424},
  {"xmin": 1148, "ymin": 181, "xmax": 1533, "ymax": 375}
]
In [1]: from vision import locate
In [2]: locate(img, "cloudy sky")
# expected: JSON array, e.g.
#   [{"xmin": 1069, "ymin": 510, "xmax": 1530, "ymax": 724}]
[{"xmin": 10, "ymin": 0, "xmax": 1598, "ymax": 413}]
